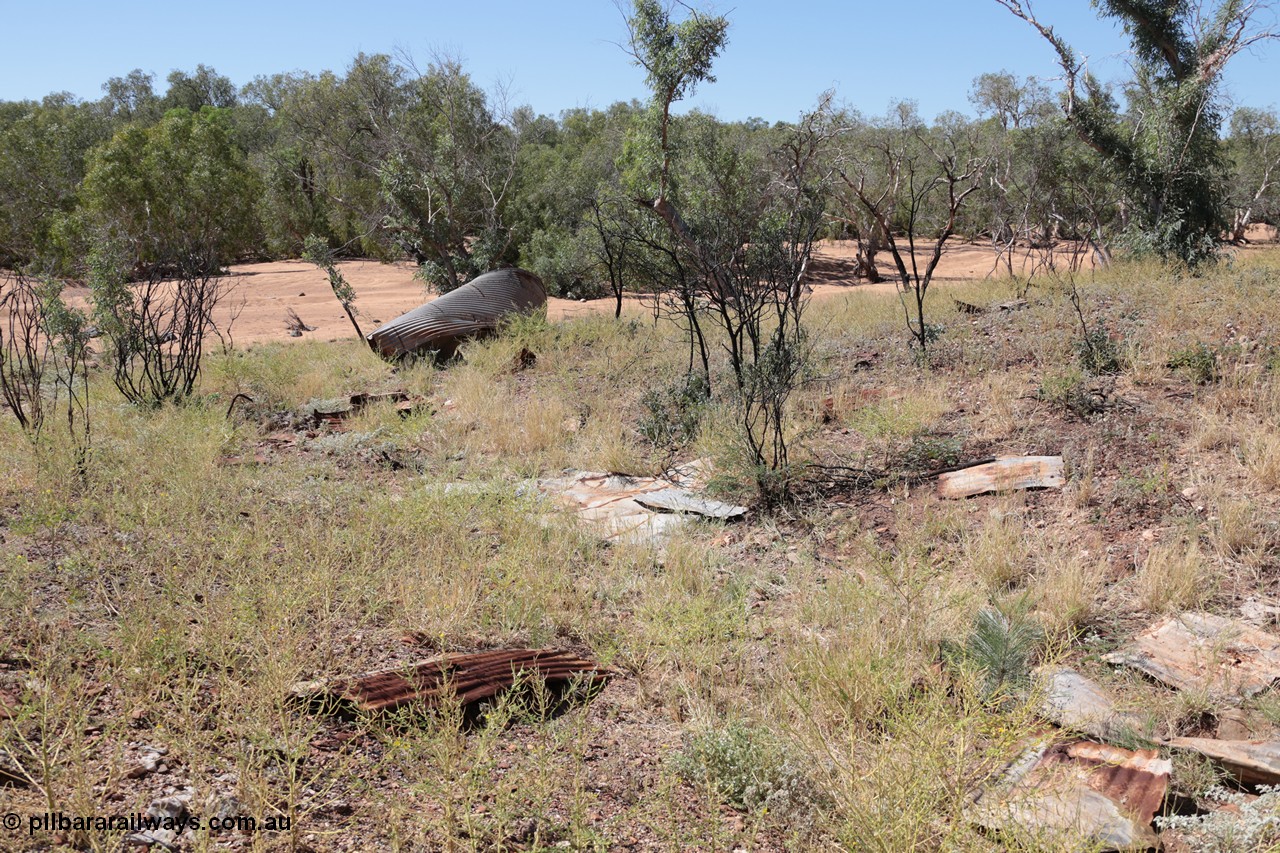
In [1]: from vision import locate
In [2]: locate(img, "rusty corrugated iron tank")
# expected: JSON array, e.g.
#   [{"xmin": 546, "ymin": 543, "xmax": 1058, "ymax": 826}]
[{"xmin": 367, "ymin": 267, "xmax": 547, "ymax": 360}]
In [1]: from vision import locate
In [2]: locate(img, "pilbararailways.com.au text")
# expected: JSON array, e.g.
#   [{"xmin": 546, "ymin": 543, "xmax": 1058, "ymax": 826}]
[{"xmin": 10, "ymin": 811, "xmax": 291, "ymax": 835}]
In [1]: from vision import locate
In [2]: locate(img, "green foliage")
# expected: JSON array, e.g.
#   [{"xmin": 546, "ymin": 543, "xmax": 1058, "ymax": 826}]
[
  {"xmin": 78, "ymin": 107, "xmax": 260, "ymax": 274},
  {"xmin": 638, "ymin": 372, "xmax": 709, "ymax": 453},
  {"xmin": 943, "ymin": 607, "xmax": 1043, "ymax": 703},
  {"xmin": 521, "ymin": 226, "xmax": 604, "ymax": 299},
  {"xmin": 1075, "ymin": 325, "xmax": 1122, "ymax": 375},
  {"xmin": 161, "ymin": 64, "xmax": 237, "ymax": 112},
  {"xmin": 1226, "ymin": 107, "xmax": 1280, "ymax": 238},
  {"xmin": 1037, "ymin": 367, "xmax": 1108, "ymax": 417},
  {"xmin": 998, "ymin": 0, "xmax": 1256, "ymax": 265},
  {"xmin": 1169, "ymin": 341, "xmax": 1220, "ymax": 384},
  {"xmin": 0, "ymin": 95, "xmax": 112, "ymax": 268},
  {"xmin": 673, "ymin": 720, "xmax": 817, "ymax": 816},
  {"xmin": 303, "ymin": 236, "xmax": 356, "ymax": 307},
  {"xmin": 897, "ymin": 433, "xmax": 963, "ymax": 473}
]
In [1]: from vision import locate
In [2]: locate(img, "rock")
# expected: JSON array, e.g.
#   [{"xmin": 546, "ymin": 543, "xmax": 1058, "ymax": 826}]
[
  {"xmin": 146, "ymin": 792, "xmax": 191, "ymax": 823},
  {"xmin": 125, "ymin": 829, "xmax": 178, "ymax": 850},
  {"xmin": 126, "ymin": 754, "xmax": 159, "ymax": 779}
]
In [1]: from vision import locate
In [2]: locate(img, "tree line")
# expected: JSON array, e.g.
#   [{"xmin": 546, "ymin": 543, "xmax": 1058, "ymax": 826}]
[{"xmin": 1, "ymin": 6, "xmax": 1277, "ymax": 295}]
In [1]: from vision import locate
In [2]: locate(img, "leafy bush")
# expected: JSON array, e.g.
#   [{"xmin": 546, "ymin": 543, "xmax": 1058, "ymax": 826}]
[
  {"xmin": 638, "ymin": 372, "xmax": 709, "ymax": 454},
  {"xmin": 1168, "ymin": 342, "xmax": 1220, "ymax": 385},
  {"xmin": 1075, "ymin": 325, "xmax": 1122, "ymax": 375},
  {"xmin": 673, "ymin": 720, "xmax": 818, "ymax": 817}
]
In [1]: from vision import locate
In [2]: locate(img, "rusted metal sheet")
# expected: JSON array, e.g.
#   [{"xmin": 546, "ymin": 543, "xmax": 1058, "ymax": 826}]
[
  {"xmin": 297, "ymin": 649, "xmax": 610, "ymax": 715},
  {"xmin": 1167, "ymin": 737, "xmax": 1280, "ymax": 785},
  {"xmin": 311, "ymin": 390, "xmax": 423, "ymax": 426},
  {"xmin": 1104, "ymin": 612, "xmax": 1280, "ymax": 701},
  {"xmin": 954, "ymin": 298, "xmax": 1029, "ymax": 314},
  {"xmin": 970, "ymin": 739, "xmax": 1169, "ymax": 851},
  {"xmin": 937, "ymin": 456, "xmax": 1065, "ymax": 499},
  {"xmin": 533, "ymin": 469, "xmax": 746, "ymax": 544},
  {"xmin": 367, "ymin": 268, "xmax": 547, "ymax": 360},
  {"xmin": 1037, "ymin": 667, "xmax": 1145, "ymax": 743}
]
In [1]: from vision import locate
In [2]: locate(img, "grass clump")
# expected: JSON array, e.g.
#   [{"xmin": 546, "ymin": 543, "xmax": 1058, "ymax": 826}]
[{"xmin": 1136, "ymin": 538, "xmax": 1211, "ymax": 613}]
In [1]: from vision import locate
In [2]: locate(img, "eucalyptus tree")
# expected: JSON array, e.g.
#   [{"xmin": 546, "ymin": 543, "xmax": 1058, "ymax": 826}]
[
  {"xmin": 994, "ymin": 0, "xmax": 1280, "ymax": 265},
  {"xmin": 1226, "ymin": 107, "xmax": 1280, "ymax": 240}
]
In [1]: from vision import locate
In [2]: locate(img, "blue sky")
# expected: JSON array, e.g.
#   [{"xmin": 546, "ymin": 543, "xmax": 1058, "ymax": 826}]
[{"xmin": 2, "ymin": 1, "xmax": 1276, "ymax": 121}]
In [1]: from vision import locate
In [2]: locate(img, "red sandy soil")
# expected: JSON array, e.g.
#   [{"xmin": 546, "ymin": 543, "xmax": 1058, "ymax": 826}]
[
  {"xmin": 151, "ymin": 240, "xmax": 1108, "ymax": 347},
  {"xmin": 25, "ymin": 227, "xmax": 1280, "ymax": 347}
]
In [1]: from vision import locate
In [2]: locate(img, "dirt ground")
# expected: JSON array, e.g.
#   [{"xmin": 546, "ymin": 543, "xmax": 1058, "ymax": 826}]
[{"xmin": 34, "ymin": 226, "xmax": 1280, "ymax": 348}]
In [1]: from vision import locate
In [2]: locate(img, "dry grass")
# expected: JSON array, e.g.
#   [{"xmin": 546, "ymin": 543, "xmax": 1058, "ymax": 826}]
[
  {"xmin": 6, "ymin": 248, "xmax": 1280, "ymax": 849},
  {"xmin": 1031, "ymin": 545, "xmax": 1108, "ymax": 638},
  {"xmin": 1135, "ymin": 538, "xmax": 1212, "ymax": 614}
]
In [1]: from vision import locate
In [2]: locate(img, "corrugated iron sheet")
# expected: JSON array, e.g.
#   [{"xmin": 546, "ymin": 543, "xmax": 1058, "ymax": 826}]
[
  {"xmin": 1037, "ymin": 667, "xmax": 1145, "ymax": 743},
  {"xmin": 1168, "ymin": 737, "xmax": 1280, "ymax": 785},
  {"xmin": 367, "ymin": 268, "xmax": 547, "ymax": 359},
  {"xmin": 1056, "ymin": 741, "xmax": 1170, "ymax": 825},
  {"xmin": 1104, "ymin": 612, "xmax": 1280, "ymax": 701},
  {"xmin": 533, "ymin": 468, "xmax": 747, "ymax": 544},
  {"xmin": 300, "ymin": 649, "xmax": 610, "ymax": 715},
  {"xmin": 970, "ymin": 738, "xmax": 1169, "ymax": 851}
]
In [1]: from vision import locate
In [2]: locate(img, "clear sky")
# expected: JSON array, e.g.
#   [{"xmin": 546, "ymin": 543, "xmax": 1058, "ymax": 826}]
[{"xmin": 2, "ymin": 1, "xmax": 1276, "ymax": 122}]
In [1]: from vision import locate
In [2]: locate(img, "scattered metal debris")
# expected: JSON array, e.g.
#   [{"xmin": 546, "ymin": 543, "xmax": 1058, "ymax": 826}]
[
  {"xmin": 367, "ymin": 268, "xmax": 547, "ymax": 360},
  {"xmin": 969, "ymin": 739, "xmax": 1169, "ymax": 851},
  {"xmin": 954, "ymin": 298, "xmax": 1029, "ymax": 314},
  {"xmin": 294, "ymin": 649, "xmax": 610, "ymax": 716},
  {"xmin": 937, "ymin": 456, "xmax": 1065, "ymax": 499},
  {"xmin": 1167, "ymin": 737, "xmax": 1280, "ymax": 786},
  {"xmin": 633, "ymin": 489, "xmax": 747, "ymax": 519},
  {"xmin": 1104, "ymin": 612, "xmax": 1280, "ymax": 701},
  {"xmin": 311, "ymin": 391, "xmax": 423, "ymax": 427},
  {"xmin": 533, "ymin": 465, "xmax": 746, "ymax": 544},
  {"xmin": 1037, "ymin": 667, "xmax": 1146, "ymax": 743}
]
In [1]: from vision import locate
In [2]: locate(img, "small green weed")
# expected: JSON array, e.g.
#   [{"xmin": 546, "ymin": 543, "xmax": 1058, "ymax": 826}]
[{"xmin": 1168, "ymin": 342, "xmax": 1220, "ymax": 384}]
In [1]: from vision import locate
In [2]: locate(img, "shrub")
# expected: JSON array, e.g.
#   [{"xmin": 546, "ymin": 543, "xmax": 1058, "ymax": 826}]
[
  {"xmin": 638, "ymin": 373, "xmax": 709, "ymax": 455},
  {"xmin": 1168, "ymin": 342, "xmax": 1220, "ymax": 385},
  {"xmin": 1076, "ymin": 325, "xmax": 1122, "ymax": 375},
  {"xmin": 673, "ymin": 720, "xmax": 818, "ymax": 817}
]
